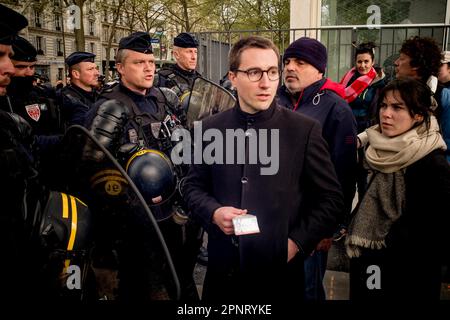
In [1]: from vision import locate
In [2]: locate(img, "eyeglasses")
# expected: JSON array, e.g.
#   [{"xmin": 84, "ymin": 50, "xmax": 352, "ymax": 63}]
[{"xmin": 234, "ymin": 67, "xmax": 280, "ymax": 82}]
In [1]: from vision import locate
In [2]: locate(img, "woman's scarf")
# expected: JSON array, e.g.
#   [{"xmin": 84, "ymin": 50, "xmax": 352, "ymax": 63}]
[
  {"xmin": 346, "ymin": 117, "xmax": 447, "ymax": 258},
  {"xmin": 340, "ymin": 67, "xmax": 377, "ymax": 103}
]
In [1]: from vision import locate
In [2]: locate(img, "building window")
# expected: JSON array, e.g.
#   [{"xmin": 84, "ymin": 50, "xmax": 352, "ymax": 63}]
[
  {"xmin": 89, "ymin": 20, "xmax": 95, "ymax": 35},
  {"xmin": 56, "ymin": 39, "xmax": 63, "ymax": 56},
  {"xmin": 90, "ymin": 42, "xmax": 95, "ymax": 54},
  {"xmin": 103, "ymin": 28, "xmax": 108, "ymax": 41},
  {"xmin": 36, "ymin": 36, "xmax": 44, "ymax": 55},
  {"xmin": 103, "ymin": 9, "xmax": 108, "ymax": 22},
  {"xmin": 54, "ymin": 0, "xmax": 60, "ymax": 7},
  {"xmin": 58, "ymin": 68, "xmax": 63, "ymax": 81},
  {"xmin": 34, "ymin": 10, "xmax": 42, "ymax": 28},
  {"xmin": 55, "ymin": 14, "xmax": 61, "ymax": 31},
  {"xmin": 113, "ymin": 48, "xmax": 117, "ymax": 58}
]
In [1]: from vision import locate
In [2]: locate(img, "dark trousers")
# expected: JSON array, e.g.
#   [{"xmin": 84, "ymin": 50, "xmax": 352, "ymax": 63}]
[{"xmin": 202, "ymin": 252, "xmax": 305, "ymax": 302}]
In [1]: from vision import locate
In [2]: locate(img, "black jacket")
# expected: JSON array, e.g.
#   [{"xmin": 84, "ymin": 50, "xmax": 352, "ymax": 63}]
[
  {"xmin": 60, "ymin": 84, "xmax": 97, "ymax": 126},
  {"xmin": 351, "ymin": 149, "xmax": 450, "ymax": 300},
  {"xmin": 183, "ymin": 101, "xmax": 344, "ymax": 300},
  {"xmin": 277, "ymin": 79, "xmax": 357, "ymax": 218},
  {"xmin": 156, "ymin": 64, "xmax": 201, "ymax": 93}
]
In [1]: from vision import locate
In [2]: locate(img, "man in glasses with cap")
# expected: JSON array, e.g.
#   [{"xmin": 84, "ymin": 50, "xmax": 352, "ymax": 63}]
[
  {"xmin": 156, "ymin": 32, "xmax": 202, "ymax": 93},
  {"xmin": 60, "ymin": 51, "xmax": 99, "ymax": 126}
]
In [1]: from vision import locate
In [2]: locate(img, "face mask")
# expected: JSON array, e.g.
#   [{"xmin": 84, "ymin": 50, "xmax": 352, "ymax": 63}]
[{"xmin": 7, "ymin": 76, "xmax": 34, "ymax": 96}]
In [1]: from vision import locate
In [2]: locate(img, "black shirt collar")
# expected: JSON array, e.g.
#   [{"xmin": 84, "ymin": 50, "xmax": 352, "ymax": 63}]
[
  {"xmin": 173, "ymin": 64, "xmax": 197, "ymax": 78},
  {"xmin": 234, "ymin": 99, "xmax": 277, "ymax": 124}
]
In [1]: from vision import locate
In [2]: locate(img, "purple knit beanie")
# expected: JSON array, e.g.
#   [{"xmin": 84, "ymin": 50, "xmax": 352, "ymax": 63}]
[{"xmin": 283, "ymin": 37, "xmax": 327, "ymax": 73}]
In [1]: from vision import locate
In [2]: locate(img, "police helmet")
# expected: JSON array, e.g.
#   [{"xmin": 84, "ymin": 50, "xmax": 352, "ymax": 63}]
[
  {"xmin": 126, "ymin": 149, "xmax": 177, "ymax": 220},
  {"xmin": 39, "ymin": 191, "xmax": 92, "ymax": 252}
]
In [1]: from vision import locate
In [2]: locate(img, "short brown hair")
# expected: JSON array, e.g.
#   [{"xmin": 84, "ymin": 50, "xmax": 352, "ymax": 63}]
[{"xmin": 229, "ymin": 36, "xmax": 280, "ymax": 71}]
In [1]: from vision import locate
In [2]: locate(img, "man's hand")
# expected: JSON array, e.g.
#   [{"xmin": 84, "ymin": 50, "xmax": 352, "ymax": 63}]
[
  {"xmin": 287, "ymin": 238, "xmax": 299, "ymax": 262},
  {"xmin": 315, "ymin": 238, "xmax": 333, "ymax": 252},
  {"xmin": 212, "ymin": 207, "xmax": 247, "ymax": 235}
]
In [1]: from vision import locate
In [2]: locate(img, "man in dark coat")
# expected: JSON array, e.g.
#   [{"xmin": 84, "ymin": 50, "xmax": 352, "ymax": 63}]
[
  {"xmin": 276, "ymin": 37, "xmax": 357, "ymax": 300},
  {"xmin": 183, "ymin": 36, "xmax": 344, "ymax": 301}
]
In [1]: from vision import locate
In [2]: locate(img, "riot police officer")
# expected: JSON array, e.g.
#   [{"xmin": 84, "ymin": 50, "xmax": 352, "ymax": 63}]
[
  {"xmin": 84, "ymin": 31, "xmax": 195, "ymax": 301},
  {"xmin": 156, "ymin": 32, "xmax": 202, "ymax": 94},
  {"xmin": 157, "ymin": 32, "xmax": 208, "ymax": 273},
  {"xmin": 0, "ymin": 2, "xmax": 29, "ymax": 297},
  {"xmin": 60, "ymin": 52, "xmax": 99, "ymax": 126},
  {"xmin": 0, "ymin": 36, "xmax": 62, "ymax": 136},
  {"xmin": 0, "ymin": 34, "xmax": 64, "ymax": 189}
]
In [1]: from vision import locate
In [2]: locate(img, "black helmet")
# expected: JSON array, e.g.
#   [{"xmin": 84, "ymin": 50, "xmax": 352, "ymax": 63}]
[
  {"xmin": 126, "ymin": 149, "xmax": 177, "ymax": 221},
  {"xmin": 39, "ymin": 191, "xmax": 92, "ymax": 251}
]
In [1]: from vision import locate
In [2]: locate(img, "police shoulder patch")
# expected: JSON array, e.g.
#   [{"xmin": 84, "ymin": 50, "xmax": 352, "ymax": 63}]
[{"xmin": 25, "ymin": 103, "xmax": 41, "ymax": 121}]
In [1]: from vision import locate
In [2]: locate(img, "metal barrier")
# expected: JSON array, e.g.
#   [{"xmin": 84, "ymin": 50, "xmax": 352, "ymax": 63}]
[{"xmin": 195, "ymin": 24, "xmax": 450, "ymax": 83}]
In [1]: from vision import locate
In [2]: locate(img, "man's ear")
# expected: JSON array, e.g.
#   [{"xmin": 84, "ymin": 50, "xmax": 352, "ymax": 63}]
[
  {"xmin": 228, "ymin": 70, "xmax": 237, "ymax": 88},
  {"xmin": 116, "ymin": 63, "xmax": 123, "ymax": 76},
  {"xmin": 71, "ymin": 69, "xmax": 80, "ymax": 80},
  {"xmin": 173, "ymin": 49, "xmax": 180, "ymax": 60}
]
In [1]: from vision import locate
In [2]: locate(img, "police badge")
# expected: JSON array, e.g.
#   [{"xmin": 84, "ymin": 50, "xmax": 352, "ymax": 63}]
[{"xmin": 25, "ymin": 103, "xmax": 41, "ymax": 121}]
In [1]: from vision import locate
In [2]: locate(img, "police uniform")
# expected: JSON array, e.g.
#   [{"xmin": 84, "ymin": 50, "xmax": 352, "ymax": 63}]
[
  {"xmin": 60, "ymin": 52, "xmax": 97, "ymax": 126},
  {"xmin": 0, "ymin": 36, "xmax": 62, "ymax": 136},
  {"xmin": 84, "ymin": 32, "xmax": 190, "ymax": 301},
  {"xmin": 156, "ymin": 33, "xmax": 202, "ymax": 94},
  {"xmin": 0, "ymin": 4, "xmax": 42, "ymax": 299},
  {"xmin": 0, "ymin": 35, "xmax": 63, "ymax": 190}
]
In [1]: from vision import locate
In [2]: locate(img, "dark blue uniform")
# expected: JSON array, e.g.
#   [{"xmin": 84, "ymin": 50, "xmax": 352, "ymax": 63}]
[
  {"xmin": 60, "ymin": 84, "xmax": 97, "ymax": 127},
  {"xmin": 84, "ymin": 80, "xmax": 181, "ymax": 301}
]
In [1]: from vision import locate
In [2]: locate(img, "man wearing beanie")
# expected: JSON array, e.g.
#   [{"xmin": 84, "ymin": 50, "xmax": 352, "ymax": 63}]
[
  {"xmin": 277, "ymin": 37, "xmax": 357, "ymax": 301},
  {"xmin": 156, "ymin": 32, "xmax": 202, "ymax": 93}
]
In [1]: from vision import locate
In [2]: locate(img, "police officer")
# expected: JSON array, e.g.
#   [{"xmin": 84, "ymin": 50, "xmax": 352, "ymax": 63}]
[
  {"xmin": 84, "ymin": 31, "xmax": 193, "ymax": 301},
  {"xmin": 157, "ymin": 32, "xmax": 209, "ymax": 271},
  {"xmin": 156, "ymin": 32, "xmax": 202, "ymax": 94},
  {"xmin": 0, "ymin": 3, "xmax": 37, "ymax": 299},
  {"xmin": 0, "ymin": 35, "xmax": 63, "ymax": 190},
  {"xmin": 60, "ymin": 51, "xmax": 99, "ymax": 126},
  {"xmin": 0, "ymin": 36, "xmax": 62, "ymax": 136}
]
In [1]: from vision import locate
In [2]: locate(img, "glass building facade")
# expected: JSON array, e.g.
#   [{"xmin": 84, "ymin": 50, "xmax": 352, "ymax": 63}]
[{"xmin": 314, "ymin": 0, "xmax": 449, "ymax": 81}]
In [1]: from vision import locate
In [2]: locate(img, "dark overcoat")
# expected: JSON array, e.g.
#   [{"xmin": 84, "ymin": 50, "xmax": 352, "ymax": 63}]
[{"xmin": 183, "ymin": 101, "xmax": 344, "ymax": 301}]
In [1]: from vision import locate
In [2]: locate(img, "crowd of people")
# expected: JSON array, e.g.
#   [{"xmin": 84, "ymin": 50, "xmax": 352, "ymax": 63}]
[{"xmin": 1, "ymin": 3, "xmax": 449, "ymax": 302}]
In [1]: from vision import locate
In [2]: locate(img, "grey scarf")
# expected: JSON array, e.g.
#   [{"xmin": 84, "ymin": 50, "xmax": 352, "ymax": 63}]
[{"xmin": 345, "ymin": 170, "xmax": 405, "ymax": 258}]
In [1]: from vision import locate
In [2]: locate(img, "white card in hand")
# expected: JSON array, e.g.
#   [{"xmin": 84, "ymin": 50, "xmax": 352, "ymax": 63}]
[{"xmin": 232, "ymin": 214, "xmax": 260, "ymax": 236}]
